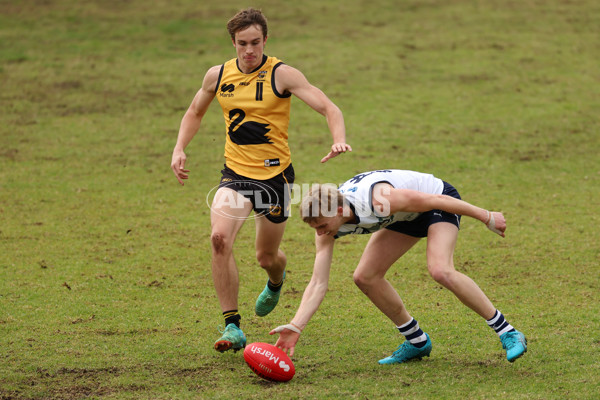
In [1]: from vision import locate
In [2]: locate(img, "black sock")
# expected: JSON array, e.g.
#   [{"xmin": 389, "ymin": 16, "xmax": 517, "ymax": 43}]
[
  {"xmin": 223, "ymin": 310, "xmax": 241, "ymax": 328},
  {"xmin": 267, "ymin": 277, "xmax": 284, "ymax": 292}
]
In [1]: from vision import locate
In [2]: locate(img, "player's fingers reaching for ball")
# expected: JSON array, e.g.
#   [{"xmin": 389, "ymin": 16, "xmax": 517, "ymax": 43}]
[
  {"xmin": 276, "ymin": 340, "xmax": 295, "ymax": 357},
  {"xmin": 270, "ymin": 325, "xmax": 301, "ymax": 356}
]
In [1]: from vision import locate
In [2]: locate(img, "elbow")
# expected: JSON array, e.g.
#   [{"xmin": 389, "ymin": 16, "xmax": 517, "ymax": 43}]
[
  {"xmin": 327, "ymin": 103, "xmax": 343, "ymax": 120},
  {"xmin": 314, "ymin": 280, "xmax": 329, "ymax": 295}
]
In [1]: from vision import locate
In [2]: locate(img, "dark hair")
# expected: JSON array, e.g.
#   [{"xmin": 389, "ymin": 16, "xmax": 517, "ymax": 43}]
[{"xmin": 227, "ymin": 8, "xmax": 268, "ymax": 40}]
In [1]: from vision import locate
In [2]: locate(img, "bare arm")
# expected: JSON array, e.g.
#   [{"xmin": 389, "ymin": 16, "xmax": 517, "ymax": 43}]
[
  {"xmin": 275, "ymin": 65, "xmax": 352, "ymax": 163},
  {"xmin": 372, "ymin": 183, "xmax": 507, "ymax": 237},
  {"xmin": 170, "ymin": 66, "xmax": 219, "ymax": 185},
  {"xmin": 270, "ymin": 233, "xmax": 335, "ymax": 356}
]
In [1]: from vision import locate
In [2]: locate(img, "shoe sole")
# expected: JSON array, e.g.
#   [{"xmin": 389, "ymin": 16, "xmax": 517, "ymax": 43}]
[
  {"xmin": 379, "ymin": 350, "xmax": 431, "ymax": 365},
  {"xmin": 214, "ymin": 340, "xmax": 245, "ymax": 353},
  {"xmin": 255, "ymin": 308, "xmax": 275, "ymax": 317}
]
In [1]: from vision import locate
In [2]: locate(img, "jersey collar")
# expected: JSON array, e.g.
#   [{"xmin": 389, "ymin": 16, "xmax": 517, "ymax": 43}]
[{"xmin": 236, "ymin": 54, "xmax": 268, "ymax": 74}]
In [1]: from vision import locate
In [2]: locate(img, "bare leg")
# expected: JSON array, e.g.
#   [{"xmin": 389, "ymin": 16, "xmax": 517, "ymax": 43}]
[
  {"xmin": 426, "ymin": 222, "xmax": 496, "ymax": 319},
  {"xmin": 254, "ymin": 215, "xmax": 287, "ymax": 283},
  {"xmin": 353, "ymin": 230, "xmax": 421, "ymax": 326},
  {"xmin": 210, "ymin": 188, "xmax": 253, "ymax": 312}
]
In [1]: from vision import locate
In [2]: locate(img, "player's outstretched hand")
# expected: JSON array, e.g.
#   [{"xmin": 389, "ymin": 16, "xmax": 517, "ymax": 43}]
[
  {"xmin": 486, "ymin": 211, "xmax": 506, "ymax": 237},
  {"xmin": 320, "ymin": 142, "xmax": 352, "ymax": 163},
  {"xmin": 270, "ymin": 324, "xmax": 301, "ymax": 357}
]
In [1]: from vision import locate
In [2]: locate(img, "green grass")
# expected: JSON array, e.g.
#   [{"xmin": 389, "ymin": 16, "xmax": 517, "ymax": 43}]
[{"xmin": 1, "ymin": 0, "xmax": 599, "ymax": 399}]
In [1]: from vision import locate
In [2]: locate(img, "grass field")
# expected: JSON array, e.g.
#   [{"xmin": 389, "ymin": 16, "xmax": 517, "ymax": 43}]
[{"xmin": 1, "ymin": 0, "xmax": 599, "ymax": 399}]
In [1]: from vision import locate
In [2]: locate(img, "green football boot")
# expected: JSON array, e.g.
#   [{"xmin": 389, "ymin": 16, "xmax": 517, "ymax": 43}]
[
  {"xmin": 255, "ymin": 271, "xmax": 286, "ymax": 317},
  {"xmin": 214, "ymin": 323, "xmax": 246, "ymax": 353}
]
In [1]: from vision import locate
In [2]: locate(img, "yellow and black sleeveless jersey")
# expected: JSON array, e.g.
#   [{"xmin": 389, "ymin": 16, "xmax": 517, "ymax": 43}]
[{"xmin": 215, "ymin": 55, "xmax": 292, "ymax": 180}]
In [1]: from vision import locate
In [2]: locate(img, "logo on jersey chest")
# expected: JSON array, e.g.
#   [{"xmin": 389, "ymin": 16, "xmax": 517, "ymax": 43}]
[
  {"xmin": 228, "ymin": 108, "xmax": 273, "ymax": 145},
  {"xmin": 220, "ymin": 83, "xmax": 235, "ymax": 97}
]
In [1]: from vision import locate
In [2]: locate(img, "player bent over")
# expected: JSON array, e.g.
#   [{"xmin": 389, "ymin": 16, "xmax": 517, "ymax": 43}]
[{"xmin": 270, "ymin": 169, "xmax": 527, "ymax": 364}]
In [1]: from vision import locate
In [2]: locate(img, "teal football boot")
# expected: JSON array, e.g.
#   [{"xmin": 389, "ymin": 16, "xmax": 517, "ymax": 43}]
[
  {"xmin": 378, "ymin": 333, "xmax": 432, "ymax": 365},
  {"xmin": 214, "ymin": 323, "xmax": 246, "ymax": 353},
  {"xmin": 500, "ymin": 330, "xmax": 527, "ymax": 362}
]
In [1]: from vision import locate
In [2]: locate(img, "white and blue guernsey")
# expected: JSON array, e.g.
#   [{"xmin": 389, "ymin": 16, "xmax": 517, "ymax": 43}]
[{"xmin": 335, "ymin": 169, "xmax": 444, "ymax": 238}]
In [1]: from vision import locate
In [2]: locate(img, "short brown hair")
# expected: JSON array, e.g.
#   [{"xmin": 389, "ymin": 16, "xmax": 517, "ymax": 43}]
[
  {"xmin": 227, "ymin": 8, "xmax": 268, "ymax": 40},
  {"xmin": 300, "ymin": 184, "xmax": 345, "ymax": 223}
]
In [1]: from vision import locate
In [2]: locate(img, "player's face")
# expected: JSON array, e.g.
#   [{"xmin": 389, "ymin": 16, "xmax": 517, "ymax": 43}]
[
  {"xmin": 308, "ymin": 215, "xmax": 344, "ymax": 237},
  {"xmin": 233, "ymin": 25, "xmax": 266, "ymax": 73}
]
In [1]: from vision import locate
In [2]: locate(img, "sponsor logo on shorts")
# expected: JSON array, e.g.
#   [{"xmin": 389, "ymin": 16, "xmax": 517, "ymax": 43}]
[{"xmin": 269, "ymin": 205, "xmax": 282, "ymax": 217}]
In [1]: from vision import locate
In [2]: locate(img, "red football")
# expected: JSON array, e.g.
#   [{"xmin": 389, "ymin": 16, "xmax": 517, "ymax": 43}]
[{"xmin": 243, "ymin": 342, "xmax": 295, "ymax": 382}]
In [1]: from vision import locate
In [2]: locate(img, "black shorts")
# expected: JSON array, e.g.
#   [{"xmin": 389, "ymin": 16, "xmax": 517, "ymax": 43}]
[
  {"xmin": 385, "ymin": 181, "xmax": 462, "ymax": 238},
  {"xmin": 218, "ymin": 164, "xmax": 295, "ymax": 224}
]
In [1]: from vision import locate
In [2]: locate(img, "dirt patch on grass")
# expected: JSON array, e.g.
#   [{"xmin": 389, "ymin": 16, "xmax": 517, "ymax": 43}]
[{"xmin": 0, "ymin": 367, "xmax": 147, "ymax": 400}]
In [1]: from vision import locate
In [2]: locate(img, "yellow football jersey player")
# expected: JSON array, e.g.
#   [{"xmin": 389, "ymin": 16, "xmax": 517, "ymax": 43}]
[{"xmin": 216, "ymin": 55, "xmax": 291, "ymax": 179}]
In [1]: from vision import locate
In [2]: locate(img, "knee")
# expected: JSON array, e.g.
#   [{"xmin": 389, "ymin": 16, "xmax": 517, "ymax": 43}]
[
  {"xmin": 353, "ymin": 270, "xmax": 372, "ymax": 291},
  {"xmin": 256, "ymin": 250, "xmax": 283, "ymax": 270},
  {"xmin": 428, "ymin": 264, "xmax": 454, "ymax": 287},
  {"xmin": 211, "ymin": 232, "xmax": 232, "ymax": 255},
  {"xmin": 256, "ymin": 251, "xmax": 273, "ymax": 269}
]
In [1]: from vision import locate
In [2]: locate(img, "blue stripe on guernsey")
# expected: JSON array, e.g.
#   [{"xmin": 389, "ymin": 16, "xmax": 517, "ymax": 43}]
[
  {"xmin": 486, "ymin": 310, "xmax": 515, "ymax": 337},
  {"xmin": 397, "ymin": 318, "xmax": 428, "ymax": 348}
]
